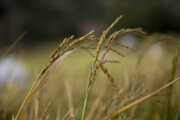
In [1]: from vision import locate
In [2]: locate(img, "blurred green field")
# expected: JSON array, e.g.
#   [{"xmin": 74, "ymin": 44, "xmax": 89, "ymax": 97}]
[{"xmin": 1, "ymin": 33, "xmax": 180, "ymax": 120}]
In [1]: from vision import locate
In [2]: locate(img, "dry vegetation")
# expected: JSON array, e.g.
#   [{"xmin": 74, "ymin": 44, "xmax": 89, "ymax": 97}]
[{"xmin": 0, "ymin": 16, "xmax": 180, "ymax": 120}]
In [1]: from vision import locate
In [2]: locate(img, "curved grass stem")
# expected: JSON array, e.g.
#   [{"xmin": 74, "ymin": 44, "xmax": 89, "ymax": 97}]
[
  {"xmin": 14, "ymin": 74, "xmax": 42, "ymax": 120},
  {"xmin": 81, "ymin": 89, "xmax": 90, "ymax": 120},
  {"xmin": 108, "ymin": 77, "xmax": 180, "ymax": 119}
]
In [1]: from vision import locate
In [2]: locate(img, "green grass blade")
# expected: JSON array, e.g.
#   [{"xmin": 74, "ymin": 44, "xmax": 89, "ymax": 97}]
[
  {"xmin": 166, "ymin": 45, "xmax": 180, "ymax": 120},
  {"xmin": 0, "ymin": 32, "xmax": 26, "ymax": 58}
]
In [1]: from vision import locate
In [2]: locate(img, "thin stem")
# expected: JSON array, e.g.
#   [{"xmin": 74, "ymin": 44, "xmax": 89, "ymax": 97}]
[
  {"xmin": 81, "ymin": 89, "xmax": 90, "ymax": 120},
  {"xmin": 0, "ymin": 32, "xmax": 26, "ymax": 58},
  {"xmin": 167, "ymin": 45, "xmax": 180, "ymax": 120},
  {"xmin": 14, "ymin": 74, "xmax": 42, "ymax": 120}
]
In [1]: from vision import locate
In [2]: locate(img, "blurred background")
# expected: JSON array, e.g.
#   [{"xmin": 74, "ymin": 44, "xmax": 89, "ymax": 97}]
[
  {"xmin": 0, "ymin": 0, "xmax": 180, "ymax": 120},
  {"xmin": 0, "ymin": 0, "xmax": 180, "ymax": 47}
]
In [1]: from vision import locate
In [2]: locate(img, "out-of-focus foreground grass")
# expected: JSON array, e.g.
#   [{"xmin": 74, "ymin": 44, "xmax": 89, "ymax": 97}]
[{"xmin": 0, "ymin": 34, "xmax": 180, "ymax": 120}]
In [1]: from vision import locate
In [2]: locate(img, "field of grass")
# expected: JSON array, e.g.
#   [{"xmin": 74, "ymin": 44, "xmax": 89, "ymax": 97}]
[{"xmin": 0, "ymin": 16, "xmax": 180, "ymax": 120}]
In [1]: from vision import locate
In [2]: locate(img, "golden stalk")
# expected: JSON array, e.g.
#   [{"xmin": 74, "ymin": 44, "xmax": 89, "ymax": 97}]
[{"xmin": 108, "ymin": 77, "xmax": 180, "ymax": 119}]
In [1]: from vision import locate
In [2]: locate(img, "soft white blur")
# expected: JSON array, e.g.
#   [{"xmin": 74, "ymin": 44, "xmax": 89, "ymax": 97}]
[{"xmin": 0, "ymin": 55, "xmax": 28, "ymax": 87}]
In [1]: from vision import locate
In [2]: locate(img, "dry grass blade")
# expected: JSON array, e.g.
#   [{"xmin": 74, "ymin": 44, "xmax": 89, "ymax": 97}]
[
  {"xmin": 33, "ymin": 96, "xmax": 39, "ymax": 120},
  {"xmin": 40, "ymin": 101, "xmax": 52, "ymax": 120},
  {"xmin": 65, "ymin": 81, "xmax": 75, "ymax": 118},
  {"xmin": 56, "ymin": 104, "xmax": 61, "ymax": 120},
  {"xmin": 45, "ymin": 114, "xmax": 50, "ymax": 120},
  {"xmin": 108, "ymin": 77, "xmax": 180, "ymax": 119},
  {"xmin": 26, "ymin": 64, "xmax": 54, "ymax": 103},
  {"xmin": 86, "ymin": 98, "xmax": 101, "ymax": 120},
  {"xmin": 27, "ymin": 51, "xmax": 73, "ymax": 103},
  {"xmin": 62, "ymin": 109, "xmax": 74, "ymax": 120}
]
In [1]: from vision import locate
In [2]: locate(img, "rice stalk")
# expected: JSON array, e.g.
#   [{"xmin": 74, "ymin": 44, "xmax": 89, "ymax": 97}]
[
  {"xmin": 81, "ymin": 16, "xmax": 123, "ymax": 120},
  {"xmin": 81, "ymin": 21, "xmax": 147, "ymax": 120},
  {"xmin": 100, "ymin": 65, "xmax": 120, "ymax": 94},
  {"xmin": 82, "ymin": 48, "xmax": 120, "ymax": 95},
  {"xmin": 49, "ymin": 35, "xmax": 74, "ymax": 59},
  {"xmin": 14, "ymin": 15, "xmax": 149, "ymax": 120},
  {"xmin": 15, "ymin": 31, "xmax": 94, "ymax": 120}
]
